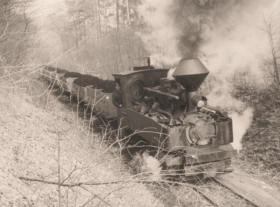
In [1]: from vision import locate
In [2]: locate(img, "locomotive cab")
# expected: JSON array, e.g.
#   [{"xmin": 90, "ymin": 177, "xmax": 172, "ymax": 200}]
[{"xmin": 113, "ymin": 58, "xmax": 236, "ymax": 177}]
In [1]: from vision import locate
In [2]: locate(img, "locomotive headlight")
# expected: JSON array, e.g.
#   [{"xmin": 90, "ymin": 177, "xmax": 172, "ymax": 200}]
[
  {"xmin": 197, "ymin": 100, "xmax": 205, "ymax": 108},
  {"xmin": 185, "ymin": 120, "xmax": 215, "ymax": 146}
]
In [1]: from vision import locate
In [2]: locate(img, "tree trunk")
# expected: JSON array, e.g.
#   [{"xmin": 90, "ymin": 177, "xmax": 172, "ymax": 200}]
[
  {"xmin": 264, "ymin": 17, "xmax": 280, "ymax": 85},
  {"xmin": 96, "ymin": 0, "xmax": 101, "ymax": 40},
  {"xmin": 268, "ymin": 27, "xmax": 280, "ymax": 85},
  {"xmin": 116, "ymin": 0, "xmax": 120, "ymax": 32},
  {"xmin": 126, "ymin": 0, "xmax": 130, "ymax": 25}
]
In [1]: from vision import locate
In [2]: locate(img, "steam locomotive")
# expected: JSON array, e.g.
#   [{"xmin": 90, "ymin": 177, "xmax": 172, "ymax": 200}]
[{"xmin": 41, "ymin": 58, "xmax": 236, "ymax": 178}]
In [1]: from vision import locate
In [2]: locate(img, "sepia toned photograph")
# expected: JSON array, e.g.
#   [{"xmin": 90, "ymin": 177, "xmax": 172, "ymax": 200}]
[{"xmin": 0, "ymin": 0, "xmax": 279, "ymax": 206}]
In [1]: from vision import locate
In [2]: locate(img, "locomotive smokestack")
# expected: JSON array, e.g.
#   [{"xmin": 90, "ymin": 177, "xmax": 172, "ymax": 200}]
[
  {"xmin": 147, "ymin": 57, "xmax": 151, "ymax": 67},
  {"xmin": 173, "ymin": 58, "xmax": 209, "ymax": 91}
]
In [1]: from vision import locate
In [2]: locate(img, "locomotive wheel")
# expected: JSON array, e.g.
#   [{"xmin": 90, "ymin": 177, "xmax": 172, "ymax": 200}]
[{"xmin": 160, "ymin": 151, "xmax": 185, "ymax": 181}]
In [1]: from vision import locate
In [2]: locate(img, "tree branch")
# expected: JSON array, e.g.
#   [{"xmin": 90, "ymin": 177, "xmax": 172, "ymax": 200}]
[
  {"xmin": 18, "ymin": 176, "xmax": 130, "ymax": 187},
  {"xmin": 18, "ymin": 175, "xmax": 195, "ymax": 187},
  {"xmin": 0, "ymin": 16, "xmax": 9, "ymax": 40},
  {"xmin": 61, "ymin": 165, "xmax": 78, "ymax": 184}
]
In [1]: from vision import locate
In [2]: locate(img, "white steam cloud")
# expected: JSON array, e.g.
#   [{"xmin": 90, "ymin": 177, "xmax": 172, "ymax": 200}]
[
  {"xmin": 142, "ymin": 152, "xmax": 161, "ymax": 181},
  {"xmin": 27, "ymin": 0, "xmax": 68, "ymax": 63},
  {"xmin": 230, "ymin": 108, "xmax": 254, "ymax": 152},
  {"xmin": 137, "ymin": 0, "xmax": 181, "ymax": 66}
]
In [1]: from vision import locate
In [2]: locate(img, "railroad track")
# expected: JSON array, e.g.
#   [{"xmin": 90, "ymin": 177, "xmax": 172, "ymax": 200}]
[
  {"xmin": 166, "ymin": 170, "xmax": 280, "ymax": 207},
  {"xmin": 142, "ymin": 175, "xmax": 255, "ymax": 207},
  {"xmin": 163, "ymin": 180, "xmax": 254, "ymax": 207},
  {"xmin": 190, "ymin": 178, "xmax": 255, "ymax": 207},
  {"xmin": 213, "ymin": 169, "xmax": 280, "ymax": 207}
]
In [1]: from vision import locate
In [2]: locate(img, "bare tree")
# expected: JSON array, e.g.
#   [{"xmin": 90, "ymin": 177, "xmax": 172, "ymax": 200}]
[
  {"xmin": 264, "ymin": 17, "xmax": 280, "ymax": 85},
  {"xmin": 126, "ymin": 0, "xmax": 131, "ymax": 25}
]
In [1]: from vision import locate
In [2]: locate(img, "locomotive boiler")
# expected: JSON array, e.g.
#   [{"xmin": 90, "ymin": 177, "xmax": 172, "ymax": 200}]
[{"xmin": 41, "ymin": 58, "xmax": 236, "ymax": 178}]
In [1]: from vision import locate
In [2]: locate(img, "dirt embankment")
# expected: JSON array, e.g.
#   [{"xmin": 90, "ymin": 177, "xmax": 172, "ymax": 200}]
[{"xmin": 0, "ymin": 79, "xmax": 163, "ymax": 207}]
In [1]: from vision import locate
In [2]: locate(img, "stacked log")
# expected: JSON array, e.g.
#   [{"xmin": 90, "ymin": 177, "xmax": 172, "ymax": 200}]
[{"xmin": 41, "ymin": 66, "xmax": 117, "ymax": 119}]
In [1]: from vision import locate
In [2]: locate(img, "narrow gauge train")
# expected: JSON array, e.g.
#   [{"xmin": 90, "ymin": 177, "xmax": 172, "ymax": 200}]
[{"xmin": 41, "ymin": 58, "xmax": 236, "ymax": 178}]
